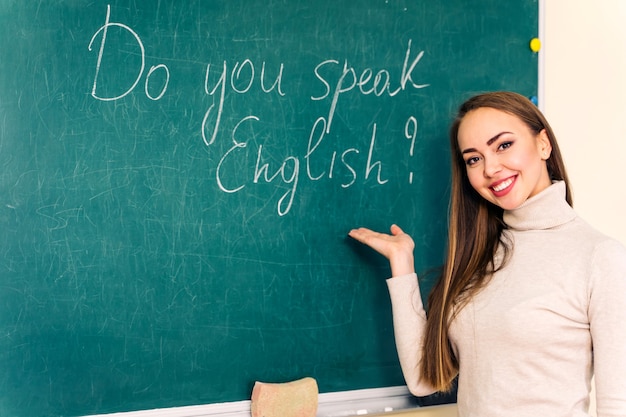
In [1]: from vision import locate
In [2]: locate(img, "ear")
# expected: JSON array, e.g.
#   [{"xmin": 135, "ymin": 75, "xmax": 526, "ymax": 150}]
[{"xmin": 537, "ymin": 129, "xmax": 552, "ymax": 160}]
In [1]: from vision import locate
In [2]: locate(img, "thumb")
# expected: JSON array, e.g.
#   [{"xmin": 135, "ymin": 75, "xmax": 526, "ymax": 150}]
[{"xmin": 390, "ymin": 224, "xmax": 404, "ymax": 236}]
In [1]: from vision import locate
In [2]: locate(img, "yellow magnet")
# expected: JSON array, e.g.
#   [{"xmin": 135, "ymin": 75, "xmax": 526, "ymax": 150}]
[{"xmin": 530, "ymin": 37, "xmax": 541, "ymax": 53}]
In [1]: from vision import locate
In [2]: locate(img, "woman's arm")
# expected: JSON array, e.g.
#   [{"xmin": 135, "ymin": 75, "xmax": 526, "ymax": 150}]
[
  {"xmin": 589, "ymin": 239, "xmax": 626, "ymax": 416},
  {"xmin": 349, "ymin": 224, "xmax": 437, "ymax": 396},
  {"xmin": 387, "ymin": 273, "xmax": 438, "ymax": 397}
]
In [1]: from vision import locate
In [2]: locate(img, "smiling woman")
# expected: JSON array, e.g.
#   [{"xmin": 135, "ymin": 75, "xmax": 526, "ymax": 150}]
[{"xmin": 349, "ymin": 91, "xmax": 626, "ymax": 416}]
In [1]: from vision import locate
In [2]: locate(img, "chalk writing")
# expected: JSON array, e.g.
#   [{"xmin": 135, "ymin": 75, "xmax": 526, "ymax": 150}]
[
  {"xmin": 405, "ymin": 116, "xmax": 419, "ymax": 184},
  {"xmin": 87, "ymin": 4, "xmax": 430, "ymax": 216},
  {"xmin": 202, "ymin": 60, "xmax": 285, "ymax": 146},
  {"xmin": 88, "ymin": 5, "xmax": 171, "ymax": 101},
  {"xmin": 311, "ymin": 40, "xmax": 428, "ymax": 134}
]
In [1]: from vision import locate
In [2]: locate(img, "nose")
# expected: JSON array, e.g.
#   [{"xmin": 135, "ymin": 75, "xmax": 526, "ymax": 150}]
[{"xmin": 483, "ymin": 156, "xmax": 502, "ymax": 178}]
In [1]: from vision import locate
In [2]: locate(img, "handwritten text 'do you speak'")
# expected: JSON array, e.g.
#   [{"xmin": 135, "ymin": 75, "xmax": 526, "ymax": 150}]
[{"xmin": 87, "ymin": 4, "xmax": 429, "ymax": 216}]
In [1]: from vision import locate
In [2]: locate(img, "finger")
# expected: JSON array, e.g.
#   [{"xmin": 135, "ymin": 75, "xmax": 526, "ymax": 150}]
[
  {"xmin": 349, "ymin": 228, "xmax": 390, "ymax": 249},
  {"xmin": 349, "ymin": 227, "xmax": 376, "ymax": 241},
  {"xmin": 390, "ymin": 224, "xmax": 404, "ymax": 236}
]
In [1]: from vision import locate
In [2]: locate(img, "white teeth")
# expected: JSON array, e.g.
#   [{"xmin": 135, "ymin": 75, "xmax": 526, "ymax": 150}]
[{"xmin": 492, "ymin": 178, "xmax": 513, "ymax": 192}]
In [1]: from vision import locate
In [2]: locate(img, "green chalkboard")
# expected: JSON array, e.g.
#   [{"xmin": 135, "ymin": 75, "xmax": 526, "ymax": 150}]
[{"xmin": 0, "ymin": 1, "xmax": 538, "ymax": 416}]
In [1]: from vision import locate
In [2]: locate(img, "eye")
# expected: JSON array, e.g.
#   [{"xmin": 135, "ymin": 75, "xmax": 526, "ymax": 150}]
[
  {"xmin": 498, "ymin": 141, "xmax": 513, "ymax": 151},
  {"xmin": 465, "ymin": 156, "xmax": 481, "ymax": 166}
]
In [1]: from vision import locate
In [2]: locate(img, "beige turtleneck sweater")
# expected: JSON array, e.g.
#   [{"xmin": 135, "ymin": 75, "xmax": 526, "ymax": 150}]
[{"xmin": 387, "ymin": 181, "xmax": 626, "ymax": 416}]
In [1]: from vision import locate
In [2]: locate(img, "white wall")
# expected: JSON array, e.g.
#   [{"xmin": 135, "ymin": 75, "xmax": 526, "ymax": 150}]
[
  {"xmin": 543, "ymin": 0, "xmax": 626, "ymax": 246},
  {"xmin": 543, "ymin": 3, "xmax": 626, "ymax": 416}
]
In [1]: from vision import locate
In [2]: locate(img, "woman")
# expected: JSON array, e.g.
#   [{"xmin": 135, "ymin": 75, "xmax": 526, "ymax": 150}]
[{"xmin": 349, "ymin": 92, "xmax": 626, "ymax": 416}]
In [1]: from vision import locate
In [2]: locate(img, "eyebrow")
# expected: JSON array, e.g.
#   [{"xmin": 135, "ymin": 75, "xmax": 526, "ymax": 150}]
[{"xmin": 461, "ymin": 131, "xmax": 512, "ymax": 154}]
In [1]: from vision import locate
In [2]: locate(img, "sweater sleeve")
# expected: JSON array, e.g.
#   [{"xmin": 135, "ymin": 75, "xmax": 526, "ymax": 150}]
[
  {"xmin": 386, "ymin": 273, "xmax": 437, "ymax": 397},
  {"xmin": 588, "ymin": 238, "xmax": 626, "ymax": 417}
]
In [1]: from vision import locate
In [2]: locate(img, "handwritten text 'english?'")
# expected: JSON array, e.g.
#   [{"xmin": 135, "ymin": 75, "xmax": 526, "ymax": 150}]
[{"xmin": 87, "ymin": 5, "xmax": 430, "ymax": 216}]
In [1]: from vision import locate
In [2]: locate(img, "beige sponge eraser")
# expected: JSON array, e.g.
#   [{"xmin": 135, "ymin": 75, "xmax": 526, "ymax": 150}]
[{"xmin": 250, "ymin": 377, "xmax": 318, "ymax": 417}]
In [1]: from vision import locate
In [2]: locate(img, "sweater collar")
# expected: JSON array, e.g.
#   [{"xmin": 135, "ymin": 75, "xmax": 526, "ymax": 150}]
[{"xmin": 502, "ymin": 181, "xmax": 576, "ymax": 231}]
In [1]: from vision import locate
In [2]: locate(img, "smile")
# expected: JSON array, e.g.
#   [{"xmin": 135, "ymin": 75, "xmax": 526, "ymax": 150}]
[{"xmin": 491, "ymin": 177, "xmax": 514, "ymax": 192}]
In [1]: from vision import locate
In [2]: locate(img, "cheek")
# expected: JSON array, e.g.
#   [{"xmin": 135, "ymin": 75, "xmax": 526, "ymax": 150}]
[
  {"xmin": 504, "ymin": 148, "xmax": 541, "ymax": 173},
  {"xmin": 508, "ymin": 152, "xmax": 531, "ymax": 167},
  {"xmin": 502, "ymin": 143, "xmax": 541, "ymax": 171}
]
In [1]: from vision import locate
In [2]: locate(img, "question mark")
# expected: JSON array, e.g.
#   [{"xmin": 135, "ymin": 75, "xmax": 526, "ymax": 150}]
[{"xmin": 404, "ymin": 116, "xmax": 418, "ymax": 184}]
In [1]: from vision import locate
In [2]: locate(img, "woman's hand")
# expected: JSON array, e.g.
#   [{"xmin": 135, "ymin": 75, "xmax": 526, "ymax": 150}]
[{"xmin": 348, "ymin": 224, "xmax": 416, "ymax": 277}]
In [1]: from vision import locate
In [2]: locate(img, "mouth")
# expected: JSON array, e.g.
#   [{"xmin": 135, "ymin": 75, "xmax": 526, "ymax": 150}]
[{"xmin": 490, "ymin": 176, "xmax": 516, "ymax": 195}]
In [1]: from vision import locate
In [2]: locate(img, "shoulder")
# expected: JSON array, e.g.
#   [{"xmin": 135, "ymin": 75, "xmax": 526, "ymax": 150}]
[
  {"xmin": 588, "ymin": 234, "xmax": 626, "ymax": 278},
  {"xmin": 570, "ymin": 218, "xmax": 626, "ymax": 289},
  {"xmin": 570, "ymin": 216, "xmax": 626, "ymax": 255}
]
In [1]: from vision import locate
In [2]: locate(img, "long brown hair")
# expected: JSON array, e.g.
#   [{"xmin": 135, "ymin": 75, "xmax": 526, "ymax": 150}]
[{"xmin": 421, "ymin": 92, "xmax": 572, "ymax": 391}]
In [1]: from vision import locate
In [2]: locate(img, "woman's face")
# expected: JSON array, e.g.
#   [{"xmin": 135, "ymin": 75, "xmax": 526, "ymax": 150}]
[{"xmin": 457, "ymin": 107, "xmax": 553, "ymax": 210}]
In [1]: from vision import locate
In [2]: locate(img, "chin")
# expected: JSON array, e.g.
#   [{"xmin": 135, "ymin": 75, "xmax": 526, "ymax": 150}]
[
  {"xmin": 496, "ymin": 197, "xmax": 527, "ymax": 210},
  {"xmin": 484, "ymin": 194, "xmax": 523, "ymax": 211},
  {"xmin": 500, "ymin": 202, "xmax": 523, "ymax": 211}
]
